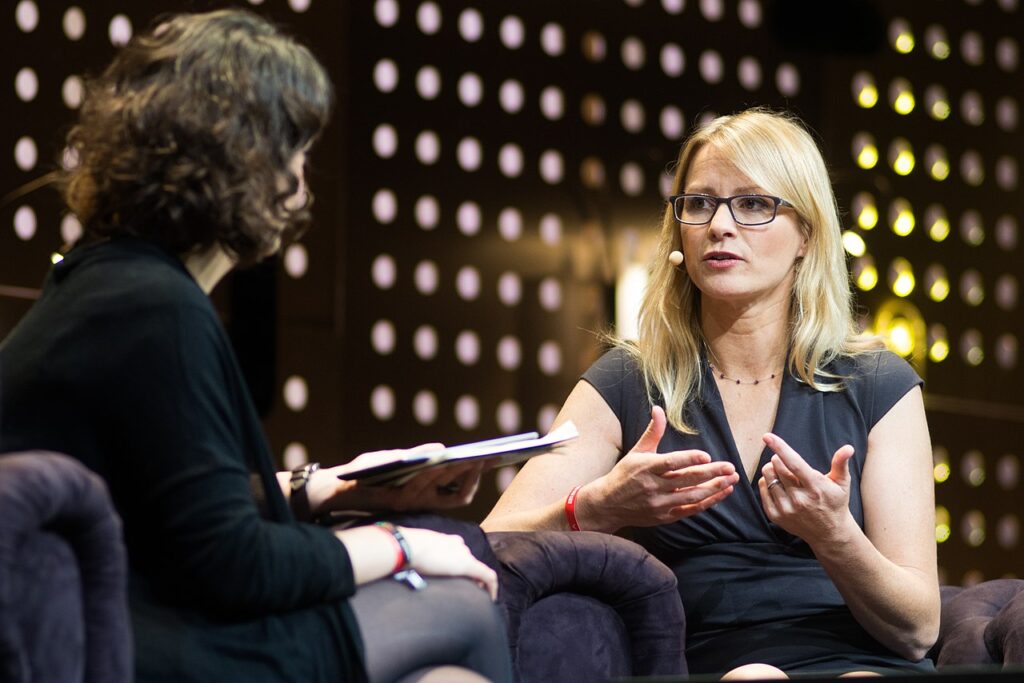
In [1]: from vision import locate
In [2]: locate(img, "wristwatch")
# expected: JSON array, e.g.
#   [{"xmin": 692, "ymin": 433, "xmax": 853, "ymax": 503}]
[{"xmin": 289, "ymin": 462, "xmax": 320, "ymax": 521}]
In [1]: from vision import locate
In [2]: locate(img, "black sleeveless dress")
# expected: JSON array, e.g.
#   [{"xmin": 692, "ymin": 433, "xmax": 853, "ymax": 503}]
[{"xmin": 582, "ymin": 347, "xmax": 935, "ymax": 675}]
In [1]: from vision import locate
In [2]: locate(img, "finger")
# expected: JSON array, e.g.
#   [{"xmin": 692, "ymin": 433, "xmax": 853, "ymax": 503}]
[
  {"xmin": 664, "ymin": 462, "xmax": 739, "ymax": 489},
  {"xmin": 770, "ymin": 455, "xmax": 801, "ymax": 488},
  {"xmin": 763, "ymin": 433, "xmax": 814, "ymax": 484},
  {"xmin": 828, "ymin": 445, "xmax": 855, "ymax": 486},
  {"xmin": 668, "ymin": 483, "xmax": 735, "ymax": 518},
  {"xmin": 658, "ymin": 450, "xmax": 714, "ymax": 476},
  {"xmin": 661, "ymin": 473, "xmax": 739, "ymax": 506},
  {"xmin": 631, "ymin": 405, "xmax": 667, "ymax": 455},
  {"xmin": 758, "ymin": 477, "xmax": 779, "ymax": 519}
]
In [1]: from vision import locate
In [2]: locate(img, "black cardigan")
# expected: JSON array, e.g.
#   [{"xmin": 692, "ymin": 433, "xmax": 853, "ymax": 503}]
[{"xmin": 0, "ymin": 237, "xmax": 364, "ymax": 682}]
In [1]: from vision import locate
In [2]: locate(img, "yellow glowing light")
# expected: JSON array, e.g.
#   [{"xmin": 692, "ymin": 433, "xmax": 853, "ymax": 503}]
[
  {"xmin": 931, "ymin": 101, "xmax": 951, "ymax": 120},
  {"xmin": 857, "ymin": 145, "xmax": 878, "ymax": 169},
  {"xmin": 929, "ymin": 218, "xmax": 950, "ymax": 242},
  {"xmin": 930, "ymin": 160, "xmax": 950, "ymax": 181},
  {"xmin": 929, "ymin": 339, "xmax": 949, "ymax": 362},
  {"xmin": 893, "ymin": 211, "xmax": 915, "ymax": 236},
  {"xmin": 50, "ymin": 252, "xmax": 64, "ymax": 264},
  {"xmin": 857, "ymin": 266, "xmax": 878, "ymax": 291},
  {"xmin": 857, "ymin": 205, "xmax": 878, "ymax": 230},
  {"xmin": 936, "ymin": 524, "xmax": 951, "ymax": 543},
  {"xmin": 889, "ymin": 320, "xmax": 915, "ymax": 356},
  {"xmin": 931, "ymin": 41, "xmax": 950, "ymax": 60},
  {"xmin": 929, "ymin": 278, "xmax": 949, "ymax": 302},
  {"xmin": 895, "ymin": 33, "xmax": 915, "ymax": 54},
  {"xmin": 893, "ymin": 92, "xmax": 916, "ymax": 115},
  {"xmin": 892, "ymin": 272, "xmax": 915, "ymax": 297},
  {"xmin": 934, "ymin": 463, "xmax": 951, "ymax": 483},
  {"xmin": 857, "ymin": 85, "xmax": 878, "ymax": 108},
  {"xmin": 842, "ymin": 231, "xmax": 867, "ymax": 257},
  {"xmin": 893, "ymin": 150, "xmax": 915, "ymax": 175}
]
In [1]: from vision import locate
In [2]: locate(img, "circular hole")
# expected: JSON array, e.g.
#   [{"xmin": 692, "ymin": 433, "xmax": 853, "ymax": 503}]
[
  {"xmin": 540, "ymin": 22, "xmax": 565, "ymax": 56},
  {"xmin": 997, "ymin": 97, "xmax": 1019, "ymax": 131},
  {"xmin": 417, "ymin": 2, "xmax": 442, "ymax": 34},
  {"xmin": 738, "ymin": 0, "xmax": 762, "ymax": 27},
  {"xmin": 660, "ymin": 105, "xmax": 685, "ymax": 139},
  {"xmin": 960, "ymin": 90, "xmax": 985, "ymax": 126},
  {"xmin": 538, "ymin": 341, "xmax": 562, "ymax": 375},
  {"xmin": 413, "ymin": 325, "xmax": 439, "ymax": 359},
  {"xmin": 457, "ymin": 137, "xmax": 483, "ymax": 172},
  {"xmin": 456, "ymin": 201, "xmax": 482, "ymax": 236},
  {"xmin": 497, "ymin": 336, "xmax": 522, "ymax": 370},
  {"xmin": 539, "ymin": 213, "xmax": 563, "ymax": 245},
  {"xmin": 458, "ymin": 8, "xmax": 484, "ymax": 42},
  {"xmin": 497, "ymin": 272, "xmax": 522, "ymax": 306},
  {"xmin": 373, "ymin": 59, "xmax": 399, "ymax": 93},
  {"xmin": 414, "ymin": 130, "xmax": 440, "ymax": 165},
  {"xmin": 14, "ymin": 205, "xmax": 36, "ymax": 241},
  {"xmin": 776, "ymin": 63, "xmax": 801, "ymax": 96},
  {"xmin": 699, "ymin": 50, "xmax": 724, "ymax": 83},
  {"xmin": 621, "ymin": 36, "xmax": 646, "ymax": 70},
  {"xmin": 15, "ymin": 1, "xmax": 39, "ymax": 33},
  {"xmin": 416, "ymin": 65, "xmax": 441, "ymax": 100},
  {"xmin": 371, "ymin": 319, "xmax": 396, "ymax": 355},
  {"xmin": 283, "ymin": 442, "xmax": 309, "ymax": 470},
  {"xmin": 371, "ymin": 254, "xmax": 397, "ymax": 290},
  {"xmin": 621, "ymin": 99, "xmax": 645, "ymax": 133},
  {"xmin": 288, "ymin": 0, "xmax": 311, "ymax": 12},
  {"xmin": 961, "ymin": 31, "xmax": 985, "ymax": 66},
  {"xmin": 997, "ymin": 515, "xmax": 1020, "ymax": 549},
  {"xmin": 496, "ymin": 400, "xmax": 521, "ymax": 434},
  {"xmin": 60, "ymin": 214, "xmax": 82, "ymax": 245},
  {"xmin": 661, "ymin": 0, "xmax": 685, "ymax": 13},
  {"xmin": 375, "ymin": 0, "xmax": 400, "ymax": 27},
  {"xmin": 108, "ymin": 14, "xmax": 132, "ymax": 46},
  {"xmin": 581, "ymin": 93, "xmax": 606, "ymax": 126},
  {"xmin": 455, "ymin": 330, "xmax": 481, "ymax": 365},
  {"xmin": 996, "ymin": 454, "xmax": 1020, "ymax": 490},
  {"xmin": 498, "ymin": 207, "xmax": 523, "ymax": 241},
  {"xmin": 371, "ymin": 188, "xmax": 397, "ymax": 224},
  {"xmin": 284, "ymin": 244, "xmax": 308, "ymax": 278},
  {"xmin": 959, "ymin": 269, "xmax": 985, "ymax": 306},
  {"xmin": 620, "ymin": 162, "xmax": 645, "ymax": 196},
  {"xmin": 700, "ymin": 0, "xmax": 724, "ymax": 21},
  {"xmin": 370, "ymin": 385, "xmax": 396, "ymax": 421},
  {"xmin": 458, "ymin": 72, "xmax": 484, "ymax": 107},
  {"xmin": 540, "ymin": 86, "xmax": 565, "ymax": 120},
  {"xmin": 997, "ymin": 37, "xmax": 1019, "ymax": 72},
  {"xmin": 539, "ymin": 150, "xmax": 564, "ymax": 184},
  {"xmin": 498, "ymin": 143, "xmax": 524, "ymax": 178},
  {"xmin": 995, "ymin": 333, "xmax": 1018, "ymax": 369},
  {"xmin": 581, "ymin": 157, "xmax": 606, "ymax": 188},
  {"xmin": 15, "ymin": 67, "xmax": 38, "ymax": 102},
  {"xmin": 373, "ymin": 124, "xmax": 398, "ymax": 159},
  {"xmin": 62, "ymin": 76, "xmax": 84, "ymax": 109},
  {"xmin": 414, "ymin": 260, "xmax": 439, "ymax": 295},
  {"xmin": 455, "ymin": 395, "xmax": 480, "ymax": 430},
  {"xmin": 660, "ymin": 43, "xmax": 685, "ymax": 77},
  {"xmin": 997, "ymin": 156, "xmax": 1018, "ymax": 191},
  {"xmin": 995, "ymin": 274, "xmax": 1018, "ymax": 310},
  {"xmin": 537, "ymin": 404, "xmax": 559, "ymax": 432},
  {"xmin": 413, "ymin": 390, "xmax": 438, "ymax": 425},
  {"xmin": 495, "ymin": 466, "xmax": 517, "ymax": 492},
  {"xmin": 996, "ymin": 215, "xmax": 1018, "ymax": 251},
  {"xmin": 14, "ymin": 137, "xmax": 37, "ymax": 171},
  {"xmin": 499, "ymin": 79, "xmax": 524, "ymax": 113},
  {"xmin": 415, "ymin": 195, "xmax": 440, "ymax": 230},
  {"xmin": 539, "ymin": 277, "xmax": 562, "ymax": 311},
  {"xmin": 283, "ymin": 375, "xmax": 309, "ymax": 411},
  {"xmin": 960, "ymin": 150, "xmax": 985, "ymax": 187},
  {"xmin": 738, "ymin": 56, "xmax": 762, "ymax": 90},
  {"xmin": 456, "ymin": 266, "xmax": 481, "ymax": 300},
  {"xmin": 960, "ymin": 329, "xmax": 985, "ymax": 366},
  {"xmin": 582, "ymin": 31, "xmax": 607, "ymax": 62},
  {"xmin": 499, "ymin": 15, "xmax": 525, "ymax": 49}
]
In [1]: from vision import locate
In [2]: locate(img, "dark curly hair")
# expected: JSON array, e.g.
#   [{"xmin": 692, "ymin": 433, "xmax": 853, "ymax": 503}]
[{"xmin": 62, "ymin": 9, "xmax": 333, "ymax": 266}]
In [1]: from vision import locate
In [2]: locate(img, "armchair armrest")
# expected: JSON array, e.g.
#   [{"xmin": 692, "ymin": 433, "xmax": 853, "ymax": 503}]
[
  {"xmin": 930, "ymin": 579, "xmax": 1024, "ymax": 667},
  {"xmin": 488, "ymin": 530, "xmax": 686, "ymax": 679}
]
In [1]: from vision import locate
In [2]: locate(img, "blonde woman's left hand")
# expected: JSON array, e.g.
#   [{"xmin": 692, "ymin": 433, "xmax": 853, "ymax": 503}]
[{"xmin": 757, "ymin": 433, "xmax": 857, "ymax": 544}]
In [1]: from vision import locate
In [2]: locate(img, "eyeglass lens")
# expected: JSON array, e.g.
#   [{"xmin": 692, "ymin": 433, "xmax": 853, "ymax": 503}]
[{"xmin": 675, "ymin": 195, "xmax": 778, "ymax": 226}]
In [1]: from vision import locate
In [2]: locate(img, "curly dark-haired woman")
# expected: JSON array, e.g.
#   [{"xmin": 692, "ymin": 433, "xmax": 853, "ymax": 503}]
[{"xmin": 0, "ymin": 10, "xmax": 510, "ymax": 683}]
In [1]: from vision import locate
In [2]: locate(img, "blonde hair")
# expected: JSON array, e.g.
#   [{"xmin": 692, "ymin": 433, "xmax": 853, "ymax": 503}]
[{"xmin": 626, "ymin": 107, "xmax": 879, "ymax": 433}]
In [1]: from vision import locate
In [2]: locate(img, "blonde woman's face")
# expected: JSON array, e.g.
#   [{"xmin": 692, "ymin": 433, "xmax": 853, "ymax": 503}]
[{"xmin": 678, "ymin": 145, "xmax": 806, "ymax": 310}]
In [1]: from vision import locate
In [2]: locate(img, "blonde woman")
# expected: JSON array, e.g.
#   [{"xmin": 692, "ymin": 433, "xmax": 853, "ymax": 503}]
[{"xmin": 484, "ymin": 108, "xmax": 938, "ymax": 678}]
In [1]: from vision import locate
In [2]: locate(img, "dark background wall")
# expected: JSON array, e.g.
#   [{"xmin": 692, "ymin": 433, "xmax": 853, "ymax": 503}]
[{"xmin": 1, "ymin": 0, "xmax": 1021, "ymax": 585}]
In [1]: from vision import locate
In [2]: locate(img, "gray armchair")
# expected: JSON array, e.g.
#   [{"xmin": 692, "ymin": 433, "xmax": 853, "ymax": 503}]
[{"xmin": 0, "ymin": 451, "xmax": 132, "ymax": 683}]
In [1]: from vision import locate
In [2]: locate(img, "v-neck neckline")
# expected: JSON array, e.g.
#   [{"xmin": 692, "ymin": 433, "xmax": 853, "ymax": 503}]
[{"xmin": 701, "ymin": 355, "xmax": 790, "ymax": 489}]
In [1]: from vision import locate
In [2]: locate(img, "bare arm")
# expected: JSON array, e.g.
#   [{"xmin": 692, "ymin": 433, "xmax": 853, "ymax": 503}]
[
  {"xmin": 483, "ymin": 380, "xmax": 739, "ymax": 533},
  {"xmin": 759, "ymin": 386, "xmax": 939, "ymax": 660}
]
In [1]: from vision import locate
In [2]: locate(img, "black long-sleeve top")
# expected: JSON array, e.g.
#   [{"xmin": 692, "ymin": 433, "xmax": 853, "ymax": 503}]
[{"xmin": 1, "ymin": 237, "xmax": 364, "ymax": 682}]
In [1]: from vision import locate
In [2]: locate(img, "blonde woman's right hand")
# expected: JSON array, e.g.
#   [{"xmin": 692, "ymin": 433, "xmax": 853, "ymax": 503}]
[
  {"xmin": 578, "ymin": 406, "xmax": 739, "ymax": 532},
  {"xmin": 399, "ymin": 527, "xmax": 499, "ymax": 601}
]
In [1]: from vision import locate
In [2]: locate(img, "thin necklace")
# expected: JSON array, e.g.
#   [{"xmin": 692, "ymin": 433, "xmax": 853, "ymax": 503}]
[
  {"xmin": 704, "ymin": 343, "xmax": 783, "ymax": 386},
  {"xmin": 707, "ymin": 362, "xmax": 781, "ymax": 386}
]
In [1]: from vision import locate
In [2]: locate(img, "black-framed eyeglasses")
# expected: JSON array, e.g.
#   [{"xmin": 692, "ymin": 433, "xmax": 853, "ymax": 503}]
[{"xmin": 668, "ymin": 193, "xmax": 795, "ymax": 228}]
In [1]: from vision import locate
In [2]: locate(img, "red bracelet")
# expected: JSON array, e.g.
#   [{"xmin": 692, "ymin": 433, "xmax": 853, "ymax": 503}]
[
  {"xmin": 565, "ymin": 485, "xmax": 583, "ymax": 531},
  {"xmin": 375, "ymin": 522, "xmax": 408, "ymax": 574}
]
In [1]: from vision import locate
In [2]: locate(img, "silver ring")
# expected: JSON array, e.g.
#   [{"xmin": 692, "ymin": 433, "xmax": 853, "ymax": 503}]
[{"xmin": 767, "ymin": 478, "xmax": 783, "ymax": 492}]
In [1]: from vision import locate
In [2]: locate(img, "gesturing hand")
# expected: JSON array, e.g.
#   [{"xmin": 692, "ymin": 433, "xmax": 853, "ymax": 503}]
[
  {"xmin": 581, "ymin": 406, "xmax": 738, "ymax": 532},
  {"xmin": 400, "ymin": 527, "xmax": 499, "ymax": 600},
  {"xmin": 758, "ymin": 432, "xmax": 856, "ymax": 544}
]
